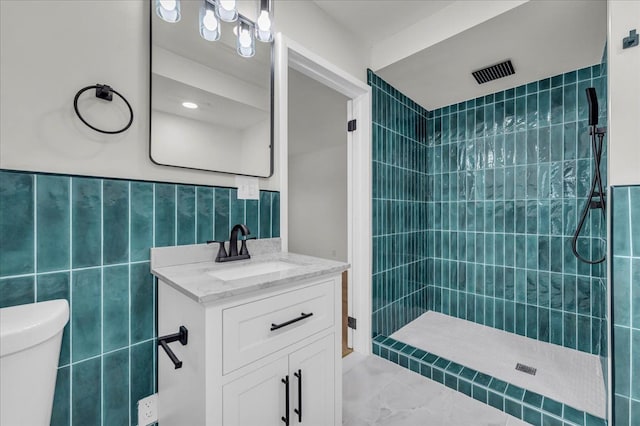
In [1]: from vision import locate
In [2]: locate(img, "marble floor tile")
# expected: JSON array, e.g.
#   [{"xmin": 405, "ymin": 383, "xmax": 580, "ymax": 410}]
[
  {"xmin": 343, "ymin": 354, "xmax": 527, "ymax": 426},
  {"xmin": 390, "ymin": 312, "xmax": 606, "ymax": 418}
]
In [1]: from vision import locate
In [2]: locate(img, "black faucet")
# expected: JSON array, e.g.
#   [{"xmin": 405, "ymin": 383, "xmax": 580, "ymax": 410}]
[{"xmin": 207, "ymin": 224, "xmax": 254, "ymax": 262}]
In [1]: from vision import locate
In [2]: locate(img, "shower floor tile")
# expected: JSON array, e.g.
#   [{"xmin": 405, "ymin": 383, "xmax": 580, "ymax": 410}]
[
  {"xmin": 390, "ymin": 311, "xmax": 606, "ymax": 419},
  {"xmin": 342, "ymin": 352, "xmax": 527, "ymax": 426}
]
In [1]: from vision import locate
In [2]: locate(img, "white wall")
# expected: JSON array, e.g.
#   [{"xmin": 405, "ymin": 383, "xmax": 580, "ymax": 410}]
[
  {"xmin": 288, "ymin": 69, "xmax": 348, "ymax": 262},
  {"xmin": 0, "ymin": 0, "xmax": 367, "ymax": 190},
  {"xmin": 607, "ymin": 0, "xmax": 640, "ymax": 186}
]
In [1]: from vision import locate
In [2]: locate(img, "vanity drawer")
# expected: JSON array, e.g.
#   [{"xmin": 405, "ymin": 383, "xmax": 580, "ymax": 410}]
[{"xmin": 222, "ymin": 279, "xmax": 335, "ymax": 374}]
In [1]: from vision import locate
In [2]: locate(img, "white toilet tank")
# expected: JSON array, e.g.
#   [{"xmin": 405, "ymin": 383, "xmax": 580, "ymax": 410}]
[{"xmin": 0, "ymin": 300, "xmax": 69, "ymax": 426}]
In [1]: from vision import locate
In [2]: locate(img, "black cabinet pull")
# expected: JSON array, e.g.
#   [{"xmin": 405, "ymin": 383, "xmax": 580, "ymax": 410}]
[
  {"xmin": 281, "ymin": 375, "xmax": 290, "ymax": 425},
  {"xmin": 271, "ymin": 312, "xmax": 314, "ymax": 331},
  {"xmin": 293, "ymin": 369, "xmax": 302, "ymax": 423}
]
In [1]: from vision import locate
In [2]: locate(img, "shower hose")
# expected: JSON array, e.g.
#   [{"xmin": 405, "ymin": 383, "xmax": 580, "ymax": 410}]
[{"xmin": 571, "ymin": 125, "xmax": 606, "ymax": 264}]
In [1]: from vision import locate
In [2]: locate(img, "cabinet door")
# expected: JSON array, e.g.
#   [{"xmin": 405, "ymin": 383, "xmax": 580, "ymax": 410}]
[
  {"xmin": 288, "ymin": 334, "xmax": 335, "ymax": 426},
  {"xmin": 222, "ymin": 356, "xmax": 289, "ymax": 426}
]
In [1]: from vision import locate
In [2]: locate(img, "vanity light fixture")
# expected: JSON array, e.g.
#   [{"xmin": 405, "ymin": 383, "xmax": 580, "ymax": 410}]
[
  {"xmin": 236, "ymin": 18, "xmax": 255, "ymax": 58},
  {"xmin": 157, "ymin": 0, "xmax": 272, "ymax": 57},
  {"xmin": 155, "ymin": 0, "xmax": 181, "ymax": 23},
  {"xmin": 182, "ymin": 102, "xmax": 198, "ymax": 109},
  {"xmin": 199, "ymin": 0, "xmax": 220, "ymax": 41},
  {"xmin": 256, "ymin": 0, "xmax": 273, "ymax": 42}
]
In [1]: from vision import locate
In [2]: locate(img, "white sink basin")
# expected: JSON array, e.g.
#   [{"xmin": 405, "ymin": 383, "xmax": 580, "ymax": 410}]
[{"xmin": 207, "ymin": 261, "xmax": 299, "ymax": 281}]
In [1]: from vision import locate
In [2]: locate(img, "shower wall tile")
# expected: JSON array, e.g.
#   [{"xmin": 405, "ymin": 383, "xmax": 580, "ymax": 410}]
[
  {"xmin": 368, "ymin": 69, "xmax": 430, "ymax": 336},
  {"xmin": 0, "ymin": 170, "xmax": 280, "ymax": 426},
  {"xmin": 611, "ymin": 185, "xmax": 640, "ymax": 426},
  {"xmin": 425, "ymin": 64, "xmax": 607, "ymax": 357}
]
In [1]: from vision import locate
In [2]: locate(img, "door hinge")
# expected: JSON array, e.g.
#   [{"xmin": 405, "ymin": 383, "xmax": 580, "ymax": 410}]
[
  {"xmin": 347, "ymin": 316, "xmax": 357, "ymax": 330},
  {"xmin": 347, "ymin": 119, "xmax": 357, "ymax": 132}
]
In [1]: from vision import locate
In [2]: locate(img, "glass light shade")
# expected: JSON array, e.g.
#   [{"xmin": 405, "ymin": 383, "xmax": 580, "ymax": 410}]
[
  {"xmin": 236, "ymin": 20, "xmax": 255, "ymax": 58},
  {"xmin": 216, "ymin": 0, "xmax": 238, "ymax": 22},
  {"xmin": 155, "ymin": 0, "xmax": 181, "ymax": 23},
  {"xmin": 199, "ymin": 2, "xmax": 220, "ymax": 41},
  {"xmin": 256, "ymin": 9, "xmax": 272, "ymax": 42}
]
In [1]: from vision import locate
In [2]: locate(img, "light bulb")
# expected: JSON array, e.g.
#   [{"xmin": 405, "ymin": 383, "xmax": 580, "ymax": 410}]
[
  {"xmin": 257, "ymin": 10, "xmax": 271, "ymax": 32},
  {"xmin": 239, "ymin": 29, "xmax": 252, "ymax": 47},
  {"xmin": 200, "ymin": 1, "xmax": 220, "ymax": 41},
  {"xmin": 155, "ymin": 0, "xmax": 181, "ymax": 23},
  {"xmin": 255, "ymin": 0, "xmax": 273, "ymax": 43},
  {"xmin": 182, "ymin": 102, "xmax": 198, "ymax": 109},
  {"xmin": 236, "ymin": 21, "xmax": 255, "ymax": 58},
  {"xmin": 216, "ymin": 0, "xmax": 237, "ymax": 22},
  {"xmin": 203, "ymin": 10, "xmax": 218, "ymax": 31}
]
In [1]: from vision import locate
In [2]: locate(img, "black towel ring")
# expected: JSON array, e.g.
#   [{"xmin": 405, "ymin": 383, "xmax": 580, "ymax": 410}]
[{"xmin": 73, "ymin": 84, "xmax": 133, "ymax": 134}]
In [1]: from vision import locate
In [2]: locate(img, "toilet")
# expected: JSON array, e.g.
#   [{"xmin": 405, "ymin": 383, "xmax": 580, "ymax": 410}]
[{"xmin": 0, "ymin": 300, "xmax": 69, "ymax": 426}]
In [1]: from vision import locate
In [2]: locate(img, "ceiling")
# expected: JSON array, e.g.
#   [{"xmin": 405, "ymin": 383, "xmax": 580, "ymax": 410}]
[
  {"xmin": 314, "ymin": 0, "xmax": 607, "ymax": 111},
  {"xmin": 313, "ymin": 1, "xmax": 455, "ymax": 46}
]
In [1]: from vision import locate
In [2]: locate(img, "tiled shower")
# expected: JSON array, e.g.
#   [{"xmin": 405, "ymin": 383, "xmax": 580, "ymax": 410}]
[
  {"xmin": 0, "ymin": 171, "xmax": 279, "ymax": 426},
  {"xmin": 369, "ymin": 58, "xmax": 609, "ymax": 425}
]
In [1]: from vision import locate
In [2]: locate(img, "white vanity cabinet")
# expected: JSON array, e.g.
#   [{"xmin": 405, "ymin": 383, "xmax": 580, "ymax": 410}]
[{"xmin": 155, "ymin": 269, "xmax": 343, "ymax": 426}]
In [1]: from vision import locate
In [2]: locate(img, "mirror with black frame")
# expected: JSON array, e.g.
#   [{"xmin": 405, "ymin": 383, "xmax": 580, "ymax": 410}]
[{"xmin": 150, "ymin": 0, "xmax": 273, "ymax": 177}]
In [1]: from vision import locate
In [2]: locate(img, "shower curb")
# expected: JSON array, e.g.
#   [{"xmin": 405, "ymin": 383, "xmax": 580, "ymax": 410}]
[{"xmin": 372, "ymin": 335, "xmax": 607, "ymax": 426}]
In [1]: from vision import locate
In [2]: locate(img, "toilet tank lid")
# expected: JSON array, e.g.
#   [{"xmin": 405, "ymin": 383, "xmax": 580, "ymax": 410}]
[{"xmin": 0, "ymin": 300, "xmax": 69, "ymax": 357}]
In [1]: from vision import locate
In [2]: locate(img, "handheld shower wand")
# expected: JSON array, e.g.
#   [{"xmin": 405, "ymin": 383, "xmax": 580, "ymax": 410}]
[{"xmin": 571, "ymin": 87, "xmax": 606, "ymax": 264}]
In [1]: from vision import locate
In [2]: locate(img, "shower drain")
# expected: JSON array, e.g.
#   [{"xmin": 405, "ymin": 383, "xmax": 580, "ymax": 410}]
[{"xmin": 515, "ymin": 363, "xmax": 537, "ymax": 376}]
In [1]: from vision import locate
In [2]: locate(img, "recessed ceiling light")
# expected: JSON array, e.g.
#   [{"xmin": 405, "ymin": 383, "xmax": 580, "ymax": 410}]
[{"xmin": 182, "ymin": 102, "xmax": 198, "ymax": 109}]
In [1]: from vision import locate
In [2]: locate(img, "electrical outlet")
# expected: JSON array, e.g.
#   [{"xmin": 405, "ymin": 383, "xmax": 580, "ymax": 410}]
[{"xmin": 137, "ymin": 393, "xmax": 158, "ymax": 426}]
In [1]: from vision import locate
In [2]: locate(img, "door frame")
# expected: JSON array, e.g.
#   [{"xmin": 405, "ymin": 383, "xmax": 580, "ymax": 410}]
[{"xmin": 275, "ymin": 33, "xmax": 372, "ymax": 355}]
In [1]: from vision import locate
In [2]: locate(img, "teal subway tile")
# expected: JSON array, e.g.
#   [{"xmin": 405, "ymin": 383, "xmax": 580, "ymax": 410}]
[
  {"xmin": 523, "ymin": 390, "xmax": 544, "ymax": 408},
  {"xmin": 505, "ymin": 398, "xmax": 522, "ymax": 419},
  {"xmin": 631, "ymin": 187, "xmax": 640, "ymax": 256},
  {"xmin": 613, "ymin": 395, "xmax": 629, "ymax": 426},
  {"xmin": 585, "ymin": 413, "xmax": 606, "ymax": 426},
  {"xmin": 0, "ymin": 172, "xmax": 34, "ymax": 276},
  {"xmin": 613, "ymin": 187, "xmax": 631, "ymax": 255},
  {"xmin": 103, "ymin": 348, "xmax": 129, "ymax": 426},
  {"xmin": 632, "ymin": 329, "xmax": 640, "ymax": 400},
  {"xmin": 214, "ymin": 188, "xmax": 230, "ymax": 240},
  {"xmin": 634, "ymin": 259, "xmax": 640, "ymax": 329},
  {"xmin": 472, "ymin": 385, "xmax": 487, "ymax": 404},
  {"xmin": 563, "ymin": 405, "xmax": 584, "ymax": 425},
  {"xmin": 458, "ymin": 379, "xmax": 472, "ymax": 397},
  {"xmin": 72, "ymin": 178, "xmax": 101, "ymax": 268},
  {"xmin": 505, "ymin": 384, "xmax": 525, "ymax": 400},
  {"xmin": 612, "ymin": 256, "xmax": 631, "ymax": 326},
  {"xmin": 51, "ymin": 366, "xmax": 70, "ymax": 426},
  {"xmin": 130, "ymin": 182, "xmax": 153, "ymax": 262},
  {"xmin": 102, "ymin": 180, "xmax": 129, "ymax": 265},
  {"xmin": 196, "ymin": 187, "xmax": 214, "ymax": 244},
  {"xmin": 272, "ymin": 192, "xmax": 280, "ymax": 238},
  {"xmin": 103, "ymin": 265, "xmax": 129, "ymax": 352},
  {"xmin": 544, "ymin": 414, "xmax": 563, "ymax": 426},
  {"xmin": 245, "ymin": 199, "xmax": 259, "ymax": 241},
  {"xmin": 130, "ymin": 262, "xmax": 154, "ymax": 344},
  {"xmin": 230, "ymin": 189, "xmax": 245, "ymax": 230},
  {"xmin": 154, "ymin": 183, "xmax": 176, "ymax": 247},
  {"xmin": 542, "ymin": 397, "xmax": 564, "ymax": 417},
  {"xmin": 37, "ymin": 272, "xmax": 70, "ymax": 365},
  {"xmin": 130, "ymin": 341, "xmax": 155, "ymax": 424},
  {"xmin": 259, "ymin": 191, "xmax": 272, "ymax": 238},
  {"xmin": 36, "ymin": 175, "xmax": 70, "ymax": 273},
  {"xmin": 71, "ymin": 268, "xmax": 101, "ymax": 361},
  {"xmin": 0, "ymin": 275, "xmax": 34, "ymax": 308},
  {"xmin": 72, "ymin": 357, "xmax": 101, "ymax": 426},
  {"xmin": 176, "ymin": 185, "xmax": 196, "ymax": 245},
  {"xmin": 524, "ymin": 406, "xmax": 542, "ymax": 426}
]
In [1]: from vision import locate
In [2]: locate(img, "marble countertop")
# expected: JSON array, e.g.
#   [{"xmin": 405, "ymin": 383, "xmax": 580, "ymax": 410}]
[{"xmin": 151, "ymin": 250, "xmax": 349, "ymax": 304}]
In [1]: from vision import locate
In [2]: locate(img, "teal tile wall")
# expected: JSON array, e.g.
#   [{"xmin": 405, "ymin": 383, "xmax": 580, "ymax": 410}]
[
  {"xmin": 611, "ymin": 186, "xmax": 640, "ymax": 426},
  {"xmin": 425, "ymin": 64, "xmax": 608, "ymax": 356},
  {"xmin": 368, "ymin": 70, "xmax": 431, "ymax": 336},
  {"xmin": 0, "ymin": 170, "xmax": 280, "ymax": 426}
]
